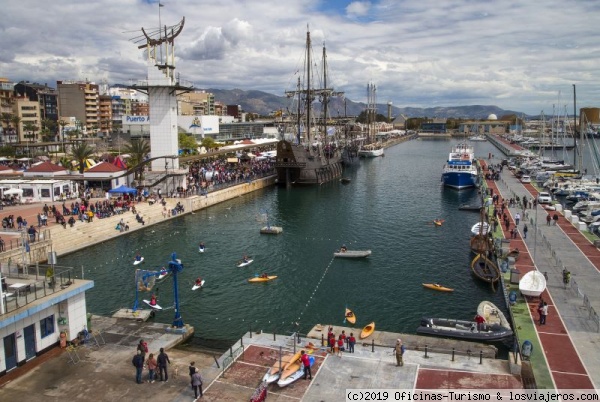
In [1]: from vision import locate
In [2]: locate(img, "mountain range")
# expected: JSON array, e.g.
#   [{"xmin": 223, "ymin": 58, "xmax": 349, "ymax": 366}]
[{"xmin": 204, "ymin": 88, "xmax": 526, "ymax": 119}]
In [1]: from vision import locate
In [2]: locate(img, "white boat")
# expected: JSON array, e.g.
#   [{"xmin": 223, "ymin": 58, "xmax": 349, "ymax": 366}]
[
  {"xmin": 470, "ymin": 222, "xmax": 490, "ymax": 235},
  {"xmin": 133, "ymin": 257, "xmax": 144, "ymax": 265},
  {"xmin": 237, "ymin": 259, "xmax": 254, "ymax": 267},
  {"xmin": 468, "ymin": 135, "xmax": 487, "ymax": 141},
  {"xmin": 157, "ymin": 270, "xmax": 168, "ymax": 280},
  {"xmin": 358, "ymin": 144, "xmax": 384, "ymax": 157},
  {"xmin": 519, "ymin": 270, "xmax": 547, "ymax": 297},
  {"xmin": 477, "ymin": 301, "xmax": 511, "ymax": 330},
  {"xmin": 143, "ymin": 299, "xmax": 162, "ymax": 310},
  {"xmin": 198, "ymin": 246, "xmax": 205, "ymax": 253},
  {"xmin": 192, "ymin": 280, "xmax": 205, "ymax": 290},
  {"xmin": 333, "ymin": 250, "xmax": 372, "ymax": 258},
  {"xmin": 277, "ymin": 356, "xmax": 315, "ymax": 387}
]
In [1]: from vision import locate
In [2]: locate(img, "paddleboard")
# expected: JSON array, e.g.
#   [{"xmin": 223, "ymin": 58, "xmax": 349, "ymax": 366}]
[
  {"xmin": 199, "ymin": 246, "xmax": 205, "ymax": 253},
  {"xmin": 143, "ymin": 299, "xmax": 162, "ymax": 310},
  {"xmin": 192, "ymin": 280, "xmax": 206, "ymax": 290},
  {"xmin": 133, "ymin": 257, "xmax": 144, "ymax": 265},
  {"xmin": 157, "ymin": 271, "xmax": 168, "ymax": 280},
  {"xmin": 237, "ymin": 259, "xmax": 254, "ymax": 267},
  {"xmin": 277, "ymin": 356, "xmax": 314, "ymax": 387}
]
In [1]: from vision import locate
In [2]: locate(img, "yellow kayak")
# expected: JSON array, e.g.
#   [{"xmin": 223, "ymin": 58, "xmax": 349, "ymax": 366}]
[
  {"xmin": 422, "ymin": 283, "xmax": 454, "ymax": 292},
  {"xmin": 360, "ymin": 322, "xmax": 375, "ymax": 339},
  {"xmin": 433, "ymin": 219, "xmax": 444, "ymax": 226},
  {"xmin": 248, "ymin": 275, "xmax": 278, "ymax": 283},
  {"xmin": 345, "ymin": 308, "xmax": 356, "ymax": 324}
]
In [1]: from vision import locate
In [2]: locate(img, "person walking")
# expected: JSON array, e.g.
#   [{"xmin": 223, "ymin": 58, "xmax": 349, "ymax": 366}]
[
  {"xmin": 553, "ymin": 213, "xmax": 559, "ymax": 225},
  {"xmin": 348, "ymin": 333, "xmax": 356, "ymax": 353},
  {"xmin": 394, "ymin": 339, "xmax": 405, "ymax": 367},
  {"xmin": 301, "ymin": 350, "xmax": 312, "ymax": 380},
  {"xmin": 540, "ymin": 302, "xmax": 548, "ymax": 325},
  {"xmin": 146, "ymin": 353, "xmax": 157, "ymax": 383},
  {"xmin": 132, "ymin": 350, "xmax": 145, "ymax": 384},
  {"xmin": 157, "ymin": 347, "xmax": 171, "ymax": 382},
  {"xmin": 515, "ymin": 212, "xmax": 521, "ymax": 226},
  {"xmin": 191, "ymin": 367, "xmax": 203, "ymax": 399},
  {"xmin": 546, "ymin": 214, "xmax": 551, "ymax": 226},
  {"xmin": 189, "ymin": 361, "xmax": 196, "ymax": 381},
  {"xmin": 523, "ymin": 224, "xmax": 528, "ymax": 239}
]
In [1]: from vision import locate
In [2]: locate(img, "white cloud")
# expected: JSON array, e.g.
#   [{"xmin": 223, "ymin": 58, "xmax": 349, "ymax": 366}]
[{"xmin": 0, "ymin": 0, "xmax": 599, "ymax": 115}]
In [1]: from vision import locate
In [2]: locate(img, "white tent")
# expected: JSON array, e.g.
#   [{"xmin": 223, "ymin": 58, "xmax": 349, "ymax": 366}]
[{"xmin": 4, "ymin": 188, "xmax": 23, "ymax": 196}]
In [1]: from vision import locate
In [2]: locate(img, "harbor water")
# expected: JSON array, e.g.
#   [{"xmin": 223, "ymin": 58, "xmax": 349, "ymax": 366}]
[{"xmin": 62, "ymin": 139, "xmax": 510, "ymax": 346}]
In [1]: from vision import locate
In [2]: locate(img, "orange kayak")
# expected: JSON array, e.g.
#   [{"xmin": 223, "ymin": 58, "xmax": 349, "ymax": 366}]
[
  {"xmin": 345, "ymin": 308, "xmax": 356, "ymax": 324},
  {"xmin": 248, "ymin": 275, "xmax": 278, "ymax": 283},
  {"xmin": 360, "ymin": 322, "xmax": 375, "ymax": 339},
  {"xmin": 422, "ymin": 283, "xmax": 454, "ymax": 292}
]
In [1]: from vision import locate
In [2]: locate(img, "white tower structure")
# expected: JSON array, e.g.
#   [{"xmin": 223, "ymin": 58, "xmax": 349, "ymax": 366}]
[{"xmin": 130, "ymin": 17, "xmax": 192, "ymax": 172}]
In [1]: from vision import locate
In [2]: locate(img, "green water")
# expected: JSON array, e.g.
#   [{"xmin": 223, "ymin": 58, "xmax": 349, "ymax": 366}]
[{"xmin": 62, "ymin": 138, "xmax": 509, "ymax": 344}]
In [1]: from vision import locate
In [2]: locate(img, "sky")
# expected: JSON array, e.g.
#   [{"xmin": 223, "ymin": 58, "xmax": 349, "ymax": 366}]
[{"xmin": 1, "ymin": 0, "xmax": 599, "ymax": 116}]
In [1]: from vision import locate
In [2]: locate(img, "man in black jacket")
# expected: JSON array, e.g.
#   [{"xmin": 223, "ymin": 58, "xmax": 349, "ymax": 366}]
[
  {"xmin": 157, "ymin": 347, "xmax": 171, "ymax": 382},
  {"xmin": 132, "ymin": 350, "xmax": 144, "ymax": 384}
]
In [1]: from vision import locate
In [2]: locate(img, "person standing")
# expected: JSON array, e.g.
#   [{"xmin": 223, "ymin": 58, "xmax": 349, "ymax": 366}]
[
  {"xmin": 474, "ymin": 314, "xmax": 485, "ymax": 331},
  {"xmin": 157, "ymin": 347, "xmax": 171, "ymax": 382},
  {"xmin": 553, "ymin": 213, "xmax": 559, "ymax": 225},
  {"xmin": 189, "ymin": 361, "xmax": 196, "ymax": 382},
  {"xmin": 523, "ymin": 224, "xmax": 528, "ymax": 239},
  {"xmin": 146, "ymin": 353, "xmax": 157, "ymax": 383},
  {"xmin": 191, "ymin": 367, "xmax": 203, "ymax": 399},
  {"xmin": 540, "ymin": 302, "xmax": 548, "ymax": 325},
  {"xmin": 394, "ymin": 339, "xmax": 405, "ymax": 367},
  {"xmin": 515, "ymin": 212, "xmax": 521, "ymax": 226},
  {"xmin": 132, "ymin": 350, "xmax": 145, "ymax": 384},
  {"xmin": 348, "ymin": 333, "xmax": 356, "ymax": 353},
  {"xmin": 301, "ymin": 350, "xmax": 312, "ymax": 380},
  {"xmin": 546, "ymin": 214, "xmax": 551, "ymax": 226},
  {"xmin": 137, "ymin": 339, "xmax": 148, "ymax": 361},
  {"xmin": 337, "ymin": 335, "xmax": 344, "ymax": 357}
]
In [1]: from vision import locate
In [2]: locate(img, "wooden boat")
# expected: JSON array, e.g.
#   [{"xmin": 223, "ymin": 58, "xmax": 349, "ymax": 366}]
[
  {"xmin": 333, "ymin": 250, "xmax": 372, "ymax": 258},
  {"xmin": 248, "ymin": 275, "xmax": 278, "ymax": 283},
  {"xmin": 519, "ymin": 270, "xmax": 546, "ymax": 297},
  {"xmin": 422, "ymin": 283, "xmax": 454, "ymax": 292},
  {"xmin": 345, "ymin": 308, "xmax": 356, "ymax": 324},
  {"xmin": 477, "ymin": 301, "xmax": 511, "ymax": 330},
  {"xmin": 470, "ymin": 254, "xmax": 500, "ymax": 284},
  {"xmin": 416, "ymin": 317, "xmax": 513, "ymax": 341},
  {"xmin": 262, "ymin": 353, "xmax": 297, "ymax": 384},
  {"xmin": 360, "ymin": 322, "xmax": 375, "ymax": 339},
  {"xmin": 470, "ymin": 234, "xmax": 492, "ymax": 254}
]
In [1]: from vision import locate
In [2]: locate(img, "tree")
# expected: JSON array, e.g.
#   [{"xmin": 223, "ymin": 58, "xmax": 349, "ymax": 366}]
[
  {"xmin": 10, "ymin": 116, "xmax": 21, "ymax": 143},
  {"xmin": 178, "ymin": 132, "xmax": 198, "ymax": 155},
  {"xmin": 41, "ymin": 119, "xmax": 57, "ymax": 141},
  {"xmin": 0, "ymin": 145, "xmax": 15, "ymax": 156},
  {"xmin": 124, "ymin": 139, "xmax": 151, "ymax": 181},
  {"xmin": 69, "ymin": 142, "xmax": 95, "ymax": 174},
  {"xmin": 23, "ymin": 122, "xmax": 38, "ymax": 143},
  {"xmin": 200, "ymin": 137, "xmax": 217, "ymax": 151}
]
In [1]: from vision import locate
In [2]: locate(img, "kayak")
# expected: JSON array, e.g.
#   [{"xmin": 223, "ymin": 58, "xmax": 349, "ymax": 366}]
[
  {"xmin": 133, "ymin": 257, "xmax": 144, "ymax": 265},
  {"xmin": 237, "ymin": 259, "xmax": 254, "ymax": 268},
  {"xmin": 262, "ymin": 353, "xmax": 297, "ymax": 384},
  {"xmin": 199, "ymin": 246, "xmax": 205, "ymax": 253},
  {"xmin": 433, "ymin": 219, "xmax": 444, "ymax": 226},
  {"xmin": 192, "ymin": 280, "xmax": 205, "ymax": 290},
  {"xmin": 248, "ymin": 275, "xmax": 278, "ymax": 283},
  {"xmin": 422, "ymin": 283, "xmax": 454, "ymax": 292},
  {"xmin": 345, "ymin": 308, "xmax": 356, "ymax": 324},
  {"xmin": 333, "ymin": 250, "xmax": 371, "ymax": 258},
  {"xmin": 360, "ymin": 321, "xmax": 375, "ymax": 339},
  {"xmin": 157, "ymin": 270, "xmax": 168, "ymax": 280},
  {"xmin": 143, "ymin": 299, "xmax": 162, "ymax": 310}
]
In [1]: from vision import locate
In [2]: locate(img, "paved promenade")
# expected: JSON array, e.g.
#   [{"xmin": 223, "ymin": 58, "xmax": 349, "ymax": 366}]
[{"xmin": 484, "ymin": 145, "xmax": 600, "ymax": 389}]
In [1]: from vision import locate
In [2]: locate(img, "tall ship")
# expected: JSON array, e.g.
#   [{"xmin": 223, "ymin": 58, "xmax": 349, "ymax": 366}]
[
  {"xmin": 275, "ymin": 29, "xmax": 343, "ymax": 186},
  {"xmin": 441, "ymin": 144, "xmax": 478, "ymax": 189},
  {"xmin": 357, "ymin": 82, "xmax": 384, "ymax": 158}
]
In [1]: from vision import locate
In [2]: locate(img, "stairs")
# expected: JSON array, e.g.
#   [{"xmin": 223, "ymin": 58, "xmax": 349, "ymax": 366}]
[{"xmin": 48, "ymin": 199, "xmax": 179, "ymax": 256}]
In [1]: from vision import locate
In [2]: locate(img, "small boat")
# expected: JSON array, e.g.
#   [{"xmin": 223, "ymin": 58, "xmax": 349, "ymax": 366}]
[
  {"xmin": 470, "ymin": 222, "xmax": 490, "ymax": 235},
  {"xmin": 198, "ymin": 245, "xmax": 205, "ymax": 253},
  {"xmin": 262, "ymin": 353, "xmax": 298, "ymax": 384},
  {"xmin": 416, "ymin": 317, "xmax": 513, "ymax": 341},
  {"xmin": 192, "ymin": 280, "xmax": 205, "ymax": 290},
  {"xmin": 470, "ymin": 234, "xmax": 492, "ymax": 254},
  {"xmin": 477, "ymin": 301, "xmax": 512, "ymax": 330},
  {"xmin": 422, "ymin": 283, "xmax": 454, "ymax": 292},
  {"xmin": 333, "ymin": 250, "xmax": 372, "ymax": 258},
  {"xmin": 277, "ymin": 356, "xmax": 314, "ymax": 387},
  {"xmin": 470, "ymin": 254, "xmax": 500, "ymax": 284},
  {"xmin": 248, "ymin": 275, "xmax": 278, "ymax": 283},
  {"xmin": 237, "ymin": 259, "xmax": 254, "ymax": 268},
  {"xmin": 360, "ymin": 322, "xmax": 375, "ymax": 339},
  {"xmin": 433, "ymin": 219, "xmax": 444, "ymax": 226},
  {"xmin": 143, "ymin": 299, "xmax": 162, "ymax": 310},
  {"xmin": 340, "ymin": 177, "xmax": 351, "ymax": 185},
  {"xmin": 519, "ymin": 270, "xmax": 547, "ymax": 297},
  {"xmin": 441, "ymin": 143, "xmax": 478, "ymax": 189},
  {"xmin": 133, "ymin": 257, "xmax": 144, "ymax": 266},
  {"xmin": 345, "ymin": 308, "xmax": 356, "ymax": 324},
  {"xmin": 458, "ymin": 204, "xmax": 482, "ymax": 212},
  {"xmin": 157, "ymin": 270, "xmax": 168, "ymax": 280}
]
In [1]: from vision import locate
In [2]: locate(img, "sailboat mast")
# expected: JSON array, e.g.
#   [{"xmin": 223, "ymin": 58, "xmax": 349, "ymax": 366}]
[
  {"xmin": 296, "ymin": 77, "xmax": 301, "ymax": 144},
  {"xmin": 306, "ymin": 29, "xmax": 312, "ymax": 145},
  {"xmin": 323, "ymin": 43, "xmax": 328, "ymax": 141},
  {"xmin": 573, "ymin": 84, "xmax": 578, "ymax": 170}
]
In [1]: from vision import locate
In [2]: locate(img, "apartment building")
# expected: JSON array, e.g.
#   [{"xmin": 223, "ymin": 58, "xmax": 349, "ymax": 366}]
[
  {"xmin": 14, "ymin": 82, "xmax": 59, "ymax": 123},
  {"xmin": 14, "ymin": 97, "xmax": 41, "ymax": 143},
  {"xmin": 178, "ymin": 91, "xmax": 215, "ymax": 115},
  {"xmin": 0, "ymin": 78, "xmax": 16, "ymax": 141},
  {"xmin": 57, "ymin": 81, "xmax": 100, "ymax": 135},
  {"xmin": 98, "ymin": 95, "xmax": 112, "ymax": 137}
]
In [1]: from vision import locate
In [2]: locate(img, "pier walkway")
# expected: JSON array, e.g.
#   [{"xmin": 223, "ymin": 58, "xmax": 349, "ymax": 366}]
[{"xmin": 484, "ymin": 153, "xmax": 600, "ymax": 390}]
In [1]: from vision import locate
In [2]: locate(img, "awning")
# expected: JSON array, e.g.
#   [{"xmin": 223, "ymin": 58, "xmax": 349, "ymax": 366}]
[{"xmin": 227, "ymin": 157, "xmax": 239, "ymax": 163}]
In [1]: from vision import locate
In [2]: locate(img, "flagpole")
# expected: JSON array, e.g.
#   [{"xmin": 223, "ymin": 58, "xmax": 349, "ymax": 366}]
[{"xmin": 158, "ymin": 2, "xmax": 164, "ymax": 63}]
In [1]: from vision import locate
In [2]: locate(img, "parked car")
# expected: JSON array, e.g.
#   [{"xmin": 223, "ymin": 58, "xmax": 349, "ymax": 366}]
[
  {"xmin": 537, "ymin": 191, "xmax": 552, "ymax": 204},
  {"xmin": 521, "ymin": 175, "xmax": 531, "ymax": 183}
]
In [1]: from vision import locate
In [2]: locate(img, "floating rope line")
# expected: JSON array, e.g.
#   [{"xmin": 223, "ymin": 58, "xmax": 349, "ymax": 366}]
[{"xmin": 293, "ymin": 256, "xmax": 336, "ymax": 329}]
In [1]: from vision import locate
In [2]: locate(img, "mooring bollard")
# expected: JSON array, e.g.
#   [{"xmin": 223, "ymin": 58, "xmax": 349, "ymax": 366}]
[
  {"xmin": 249, "ymin": 324, "xmax": 252, "ymax": 338},
  {"xmin": 321, "ymin": 333, "xmax": 325, "ymax": 347},
  {"xmin": 452, "ymin": 348, "xmax": 455, "ymax": 361},
  {"xmin": 273, "ymin": 329, "xmax": 276, "ymax": 341},
  {"xmin": 297, "ymin": 332, "xmax": 301, "ymax": 344},
  {"xmin": 230, "ymin": 346, "xmax": 233, "ymax": 358},
  {"xmin": 480, "ymin": 350, "xmax": 483, "ymax": 364},
  {"xmin": 424, "ymin": 345, "xmax": 428, "ymax": 358},
  {"xmin": 371, "ymin": 339, "xmax": 375, "ymax": 352},
  {"xmin": 240, "ymin": 337, "xmax": 244, "ymax": 347}
]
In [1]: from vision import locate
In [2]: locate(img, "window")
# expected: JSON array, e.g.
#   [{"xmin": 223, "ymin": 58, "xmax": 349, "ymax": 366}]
[
  {"xmin": 41, "ymin": 189, "xmax": 50, "ymax": 198},
  {"xmin": 40, "ymin": 315, "xmax": 55, "ymax": 338},
  {"xmin": 54, "ymin": 187, "xmax": 61, "ymax": 196},
  {"xmin": 22, "ymin": 188, "xmax": 34, "ymax": 197}
]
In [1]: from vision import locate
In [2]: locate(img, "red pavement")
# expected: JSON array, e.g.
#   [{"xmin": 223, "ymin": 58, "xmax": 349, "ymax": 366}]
[
  {"xmin": 483, "ymin": 137, "xmax": 596, "ymax": 389},
  {"xmin": 416, "ymin": 368, "xmax": 522, "ymax": 389}
]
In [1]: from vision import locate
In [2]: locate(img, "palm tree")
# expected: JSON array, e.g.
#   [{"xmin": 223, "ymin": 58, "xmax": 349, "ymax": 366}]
[
  {"xmin": 69, "ymin": 142, "xmax": 95, "ymax": 174},
  {"xmin": 23, "ymin": 122, "xmax": 38, "ymax": 143},
  {"xmin": 124, "ymin": 139, "xmax": 151, "ymax": 181},
  {"xmin": 10, "ymin": 116, "xmax": 21, "ymax": 143}
]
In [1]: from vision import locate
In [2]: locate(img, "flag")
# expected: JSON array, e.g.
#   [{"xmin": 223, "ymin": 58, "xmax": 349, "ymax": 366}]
[{"xmin": 159, "ymin": 2, "xmax": 164, "ymax": 6}]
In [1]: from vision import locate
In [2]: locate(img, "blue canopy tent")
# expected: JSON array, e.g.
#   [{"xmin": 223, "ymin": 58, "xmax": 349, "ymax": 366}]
[{"xmin": 108, "ymin": 185, "xmax": 138, "ymax": 194}]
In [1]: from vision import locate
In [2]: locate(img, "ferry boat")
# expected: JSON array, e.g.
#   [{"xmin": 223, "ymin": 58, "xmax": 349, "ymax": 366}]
[{"xmin": 441, "ymin": 144, "xmax": 478, "ymax": 189}]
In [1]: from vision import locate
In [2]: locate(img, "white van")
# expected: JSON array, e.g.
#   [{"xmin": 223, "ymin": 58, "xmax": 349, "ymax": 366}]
[{"xmin": 521, "ymin": 175, "xmax": 531, "ymax": 183}]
